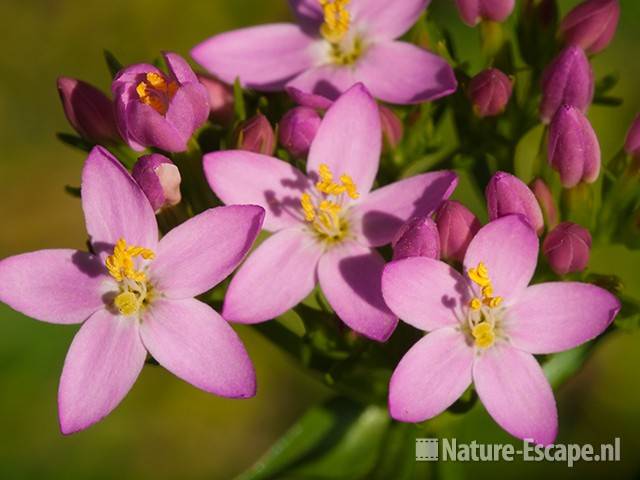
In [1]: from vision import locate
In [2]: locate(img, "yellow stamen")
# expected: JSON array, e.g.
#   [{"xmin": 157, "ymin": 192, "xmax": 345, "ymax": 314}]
[
  {"xmin": 469, "ymin": 298, "xmax": 482, "ymax": 310},
  {"xmin": 105, "ymin": 238, "xmax": 155, "ymax": 283},
  {"xmin": 468, "ymin": 262, "xmax": 490, "ymax": 287},
  {"xmin": 319, "ymin": 0, "xmax": 350, "ymax": 44},
  {"xmin": 472, "ymin": 322, "xmax": 495, "ymax": 348},
  {"xmin": 136, "ymin": 72, "xmax": 178, "ymax": 115},
  {"xmin": 467, "ymin": 262, "xmax": 503, "ymax": 312},
  {"xmin": 301, "ymin": 193, "xmax": 316, "ymax": 221}
]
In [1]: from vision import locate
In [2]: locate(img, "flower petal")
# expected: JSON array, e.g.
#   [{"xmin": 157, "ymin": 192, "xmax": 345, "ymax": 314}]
[
  {"xmin": 286, "ymin": 64, "xmax": 358, "ymax": 101},
  {"xmin": 140, "ymin": 298, "xmax": 256, "ymax": 398},
  {"xmin": 163, "ymin": 51, "xmax": 198, "ymax": 84},
  {"xmin": 307, "ymin": 83, "xmax": 381, "ymax": 195},
  {"xmin": 318, "ymin": 242, "xmax": 397, "ymax": 341},
  {"xmin": 126, "ymin": 100, "xmax": 189, "ymax": 152},
  {"xmin": 355, "ymin": 41, "xmax": 457, "ymax": 104},
  {"xmin": 389, "ymin": 327, "xmax": 473, "ymax": 422},
  {"xmin": 463, "ymin": 215, "xmax": 538, "ymax": 300},
  {"xmin": 82, "ymin": 146, "xmax": 158, "ymax": 256},
  {"xmin": 191, "ymin": 24, "xmax": 316, "ymax": 91},
  {"xmin": 473, "ymin": 344, "xmax": 558, "ymax": 445},
  {"xmin": 353, "ymin": 171, "xmax": 458, "ymax": 247},
  {"xmin": 289, "ymin": 0, "xmax": 323, "ymax": 33},
  {"xmin": 286, "ymin": 86, "xmax": 333, "ymax": 110},
  {"xmin": 165, "ymin": 82, "xmax": 210, "ymax": 141},
  {"xmin": 223, "ymin": 228, "xmax": 323, "ymax": 323},
  {"xmin": 506, "ymin": 282, "xmax": 620, "ymax": 354},
  {"xmin": 351, "ymin": 0, "xmax": 429, "ymax": 40},
  {"xmin": 150, "ymin": 205, "xmax": 265, "ymax": 298},
  {"xmin": 382, "ymin": 257, "xmax": 470, "ymax": 332},
  {"xmin": 58, "ymin": 310, "xmax": 146, "ymax": 434},
  {"xmin": 204, "ymin": 150, "xmax": 310, "ymax": 231}
]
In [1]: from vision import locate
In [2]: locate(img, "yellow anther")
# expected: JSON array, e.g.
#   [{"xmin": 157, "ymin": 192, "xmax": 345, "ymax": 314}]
[
  {"xmin": 114, "ymin": 291, "xmax": 139, "ymax": 316},
  {"xmin": 136, "ymin": 72, "xmax": 178, "ymax": 115},
  {"xmin": 468, "ymin": 262, "xmax": 491, "ymax": 287},
  {"xmin": 340, "ymin": 174, "xmax": 360, "ymax": 199},
  {"xmin": 469, "ymin": 298, "xmax": 482, "ymax": 310},
  {"xmin": 485, "ymin": 296, "xmax": 503, "ymax": 308},
  {"xmin": 301, "ymin": 193, "xmax": 316, "ymax": 221},
  {"xmin": 471, "ymin": 322, "xmax": 495, "ymax": 348},
  {"xmin": 481, "ymin": 284, "xmax": 493, "ymax": 298},
  {"xmin": 319, "ymin": 0, "xmax": 350, "ymax": 44},
  {"xmin": 105, "ymin": 238, "xmax": 155, "ymax": 283}
]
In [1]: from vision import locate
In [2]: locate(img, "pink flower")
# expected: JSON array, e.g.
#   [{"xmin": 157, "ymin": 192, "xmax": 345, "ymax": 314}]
[
  {"xmin": 383, "ymin": 215, "xmax": 620, "ymax": 444},
  {"xmin": 0, "ymin": 147, "xmax": 265, "ymax": 434},
  {"xmin": 204, "ymin": 84, "xmax": 457, "ymax": 341}
]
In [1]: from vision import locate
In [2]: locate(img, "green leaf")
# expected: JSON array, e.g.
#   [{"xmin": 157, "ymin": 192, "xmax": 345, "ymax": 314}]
[
  {"xmin": 103, "ymin": 49, "xmax": 123, "ymax": 78},
  {"xmin": 594, "ymin": 73, "xmax": 619, "ymax": 96},
  {"xmin": 56, "ymin": 132, "xmax": 93, "ymax": 152},
  {"xmin": 233, "ymin": 78, "xmax": 246, "ymax": 121},
  {"xmin": 543, "ymin": 344, "xmax": 592, "ymax": 389},
  {"xmin": 514, "ymin": 123, "xmax": 545, "ymax": 183}
]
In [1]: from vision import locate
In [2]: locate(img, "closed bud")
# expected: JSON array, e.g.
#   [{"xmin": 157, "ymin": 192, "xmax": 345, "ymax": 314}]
[
  {"xmin": 486, "ymin": 171, "xmax": 544, "ymax": 235},
  {"xmin": 548, "ymin": 105, "xmax": 601, "ymax": 188},
  {"xmin": 539, "ymin": 46, "xmax": 594, "ymax": 123},
  {"xmin": 392, "ymin": 216, "xmax": 440, "ymax": 261},
  {"xmin": 624, "ymin": 114, "xmax": 640, "ymax": 157},
  {"xmin": 529, "ymin": 178, "xmax": 559, "ymax": 230},
  {"xmin": 468, "ymin": 68, "xmax": 513, "ymax": 117},
  {"xmin": 543, "ymin": 222, "xmax": 592, "ymax": 275},
  {"xmin": 57, "ymin": 77, "xmax": 120, "ymax": 144},
  {"xmin": 235, "ymin": 113, "xmax": 276, "ymax": 155},
  {"xmin": 132, "ymin": 154, "xmax": 182, "ymax": 212},
  {"xmin": 454, "ymin": 0, "xmax": 515, "ymax": 26},
  {"xmin": 379, "ymin": 106, "xmax": 404, "ymax": 150},
  {"xmin": 559, "ymin": 0, "xmax": 620, "ymax": 54},
  {"xmin": 435, "ymin": 201, "xmax": 481, "ymax": 262},
  {"xmin": 196, "ymin": 74, "xmax": 234, "ymax": 126},
  {"xmin": 278, "ymin": 107, "xmax": 321, "ymax": 157}
]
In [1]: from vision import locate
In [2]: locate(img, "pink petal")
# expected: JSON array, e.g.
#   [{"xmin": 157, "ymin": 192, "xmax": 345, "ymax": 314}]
[
  {"xmin": 150, "ymin": 205, "xmax": 265, "ymax": 299},
  {"xmin": 0, "ymin": 250, "xmax": 112, "ymax": 325},
  {"xmin": 318, "ymin": 242, "xmax": 397, "ymax": 341},
  {"xmin": 351, "ymin": 0, "xmax": 429, "ymax": 40},
  {"xmin": 191, "ymin": 24, "xmax": 317, "ymax": 91},
  {"xmin": 382, "ymin": 257, "xmax": 470, "ymax": 332},
  {"xmin": 389, "ymin": 327, "xmax": 473, "ymax": 422},
  {"xmin": 58, "ymin": 310, "xmax": 146, "ymax": 434},
  {"xmin": 463, "ymin": 215, "xmax": 538, "ymax": 300},
  {"xmin": 165, "ymin": 82, "xmax": 210, "ymax": 141},
  {"xmin": 473, "ymin": 344, "xmax": 558, "ymax": 445},
  {"xmin": 204, "ymin": 150, "xmax": 310, "ymax": 232},
  {"xmin": 222, "ymin": 228, "xmax": 323, "ymax": 323},
  {"xmin": 82, "ymin": 146, "xmax": 158, "ymax": 257},
  {"xmin": 353, "ymin": 171, "xmax": 458, "ymax": 247},
  {"xmin": 289, "ymin": 0, "xmax": 323, "ymax": 32},
  {"xmin": 140, "ymin": 298, "xmax": 256, "ymax": 398},
  {"xmin": 355, "ymin": 41, "xmax": 457, "ymax": 104},
  {"xmin": 286, "ymin": 64, "xmax": 358, "ymax": 101},
  {"xmin": 506, "ymin": 282, "xmax": 620, "ymax": 354},
  {"xmin": 163, "ymin": 51, "xmax": 198, "ymax": 84},
  {"xmin": 307, "ymin": 83, "xmax": 381, "ymax": 195}
]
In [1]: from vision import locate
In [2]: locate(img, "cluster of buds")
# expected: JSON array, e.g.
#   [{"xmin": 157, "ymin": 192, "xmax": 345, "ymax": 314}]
[{"xmin": 454, "ymin": 0, "xmax": 515, "ymax": 26}]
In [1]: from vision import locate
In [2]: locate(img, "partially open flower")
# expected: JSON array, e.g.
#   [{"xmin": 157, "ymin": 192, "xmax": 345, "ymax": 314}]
[
  {"xmin": 235, "ymin": 113, "xmax": 276, "ymax": 155},
  {"xmin": 468, "ymin": 68, "xmax": 513, "ymax": 117},
  {"xmin": 196, "ymin": 73, "xmax": 234, "ymax": 126},
  {"xmin": 454, "ymin": 0, "xmax": 515, "ymax": 26},
  {"xmin": 543, "ymin": 222, "xmax": 592, "ymax": 275},
  {"xmin": 392, "ymin": 216, "xmax": 440, "ymax": 261},
  {"xmin": 486, "ymin": 172, "xmax": 544, "ymax": 235},
  {"xmin": 559, "ymin": 0, "xmax": 620, "ymax": 54},
  {"xmin": 278, "ymin": 106, "xmax": 321, "ymax": 157},
  {"xmin": 132, "ymin": 154, "xmax": 182, "ymax": 212},
  {"xmin": 435, "ymin": 200, "xmax": 481, "ymax": 262}
]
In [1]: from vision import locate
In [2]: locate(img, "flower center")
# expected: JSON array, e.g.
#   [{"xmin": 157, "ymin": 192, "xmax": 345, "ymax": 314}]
[
  {"xmin": 136, "ymin": 72, "xmax": 178, "ymax": 115},
  {"xmin": 318, "ymin": 0, "xmax": 363, "ymax": 65},
  {"xmin": 466, "ymin": 262, "xmax": 504, "ymax": 349},
  {"xmin": 300, "ymin": 163, "xmax": 359, "ymax": 243},
  {"xmin": 105, "ymin": 238, "xmax": 156, "ymax": 316}
]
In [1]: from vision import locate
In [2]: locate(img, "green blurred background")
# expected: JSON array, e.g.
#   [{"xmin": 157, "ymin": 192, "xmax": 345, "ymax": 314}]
[{"xmin": 0, "ymin": 1, "xmax": 638, "ymax": 478}]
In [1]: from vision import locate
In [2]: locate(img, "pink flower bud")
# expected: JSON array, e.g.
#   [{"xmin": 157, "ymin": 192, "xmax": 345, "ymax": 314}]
[
  {"xmin": 235, "ymin": 113, "xmax": 276, "ymax": 155},
  {"xmin": 379, "ymin": 106, "xmax": 404, "ymax": 150},
  {"xmin": 529, "ymin": 178, "xmax": 559, "ymax": 230},
  {"xmin": 539, "ymin": 46, "xmax": 594, "ymax": 123},
  {"xmin": 435, "ymin": 201, "xmax": 481, "ymax": 262},
  {"xmin": 278, "ymin": 107, "xmax": 321, "ymax": 157},
  {"xmin": 392, "ymin": 216, "xmax": 440, "ymax": 261},
  {"xmin": 542, "ymin": 222, "xmax": 592, "ymax": 275},
  {"xmin": 468, "ymin": 68, "xmax": 513, "ymax": 117},
  {"xmin": 486, "ymin": 171, "xmax": 544, "ymax": 235},
  {"xmin": 57, "ymin": 77, "xmax": 120, "ymax": 144},
  {"xmin": 548, "ymin": 105, "xmax": 601, "ymax": 188},
  {"xmin": 132, "ymin": 154, "xmax": 182, "ymax": 212},
  {"xmin": 560, "ymin": 0, "xmax": 620, "ymax": 54},
  {"xmin": 196, "ymin": 74, "xmax": 234, "ymax": 126},
  {"xmin": 454, "ymin": 0, "xmax": 515, "ymax": 26},
  {"xmin": 624, "ymin": 114, "xmax": 640, "ymax": 157}
]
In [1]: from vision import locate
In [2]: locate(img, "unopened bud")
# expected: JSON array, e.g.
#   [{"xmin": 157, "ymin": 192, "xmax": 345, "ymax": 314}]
[
  {"xmin": 559, "ymin": 0, "xmax": 620, "ymax": 54},
  {"xmin": 543, "ymin": 222, "xmax": 592, "ymax": 275},
  {"xmin": 454, "ymin": 0, "xmax": 515, "ymax": 26},
  {"xmin": 196, "ymin": 74, "xmax": 234, "ymax": 126},
  {"xmin": 278, "ymin": 107, "xmax": 321, "ymax": 157},
  {"xmin": 132, "ymin": 154, "xmax": 182, "ymax": 212},
  {"xmin": 435, "ymin": 201, "xmax": 481, "ymax": 262},
  {"xmin": 486, "ymin": 171, "xmax": 544, "ymax": 235},
  {"xmin": 235, "ymin": 113, "xmax": 276, "ymax": 155},
  {"xmin": 392, "ymin": 216, "xmax": 440, "ymax": 261},
  {"xmin": 468, "ymin": 68, "xmax": 513, "ymax": 117},
  {"xmin": 529, "ymin": 178, "xmax": 559, "ymax": 230}
]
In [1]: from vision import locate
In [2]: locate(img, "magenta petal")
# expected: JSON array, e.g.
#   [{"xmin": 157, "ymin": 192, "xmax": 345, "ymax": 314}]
[
  {"xmin": 223, "ymin": 228, "xmax": 323, "ymax": 323},
  {"xmin": 81, "ymin": 147, "xmax": 158, "ymax": 256},
  {"xmin": 289, "ymin": 0, "xmax": 323, "ymax": 32},
  {"xmin": 204, "ymin": 150, "xmax": 310, "ymax": 231},
  {"xmin": 389, "ymin": 327, "xmax": 473, "ymax": 422},
  {"xmin": 150, "ymin": 205, "xmax": 265, "ymax": 298},
  {"xmin": 356, "ymin": 41, "xmax": 457, "ymax": 104},
  {"xmin": 286, "ymin": 86, "xmax": 333, "ymax": 110},
  {"xmin": 126, "ymin": 100, "xmax": 188, "ymax": 152},
  {"xmin": 351, "ymin": 0, "xmax": 429, "ymax": 40},
  {"xmin": 286, "ymin": 64, "xmax": 358, "ymax": 102},
  {"xmin": 0, "ymin": 250, "xmax": 110, "ymax": 325},
  {"xmin": 165, "ymin": 82, "xmax": 210, "ymax": 141},
  {"xmin": 464, "ymin": 215, "xmax": 538, "ymax": 300},
  {"xmin": 191, "ymin": 24, "xmax": 316, "ymax": 91},
  {"xmin": 163, "ymin": 51, "xmax": 198, "ymax": 84},
  {"xmin": 382, "ymin": 258, "xmax": 470, "ymax": 332},
  {"xmin": 307, "ymin": 83, "xmax": 381, "ymax": 195},
  {"xmin": 473, "ymin": 344, "xmax": 558, "ymax": 445},
  {"xmin": 506, "ymin": 282, "xmax": 619, "ymax": 354},
  {"xmin": 318, "ymin": 242, "xmax": 397, "ymax": 342},
  {"xmin": 140, "ymin": 299, "xmax": 256, "ymax": 398},
  {"xmin": 353, "ymin": 171, "xmax": 458, "ymax": 247},
  {"xmin": 58, "ymin": 310, "xmax": 146, "ymax": 434}
]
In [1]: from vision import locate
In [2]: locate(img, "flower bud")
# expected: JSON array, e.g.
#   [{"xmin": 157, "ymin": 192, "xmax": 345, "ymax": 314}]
[
  {"xmin": 235, "ymin": 113, "xmax": 276, "ymax": 155},
  {"xmin": 278, "ymin": 107, "xmax": 321, "ymax": 157},
  {"xmin": 196, "ymin": 74, "xmax": 234, "ymax": 126},
  {"xmin": 529, "ymin": 178, "xmax": 559, "ymax": 230},
  {"xmin": 379, "ymin": 106, "xmax": 404, "ymax": 150},
  {"xmin": 435, "ymin": 201, "xmax": 481, "ymax": 262},
  {"xmin": 539, "ymin": 46, "xmax": 594, "ymax": 123},
  {"xmin": 468, "ymin": 68, "xmax": 513, "ymax": 117},
  {"xmin": 132, "ymin": 154, "xmax": 182, "ymax": 212},
  {"xmin": 624, "ymin": 114, "xmax": 640, "ymax": 157},
  {"xmin": 454, "ymin": 0, "xmax": 515, "ymax": 26},
  {"xmin": 542, "ymin": 222, "xmax": 592, "ymax": 275},
  {"xmin": 548, "ymin": 105, "xmax": 601, "ymax": 188},
  {"xmin": 392, "ymin": 216, "xmax": 440, "ymax": 261},
  {"xmin": 559, "ymin": 0, "xmax": 620, "ymax": 55},
  {"xmin": 486, "ymin": 171, "xmax": 544, "ymax": 235},
  {"xmin": 57, "ymin": 77, "xmax": 120, "ymax": 144}
]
